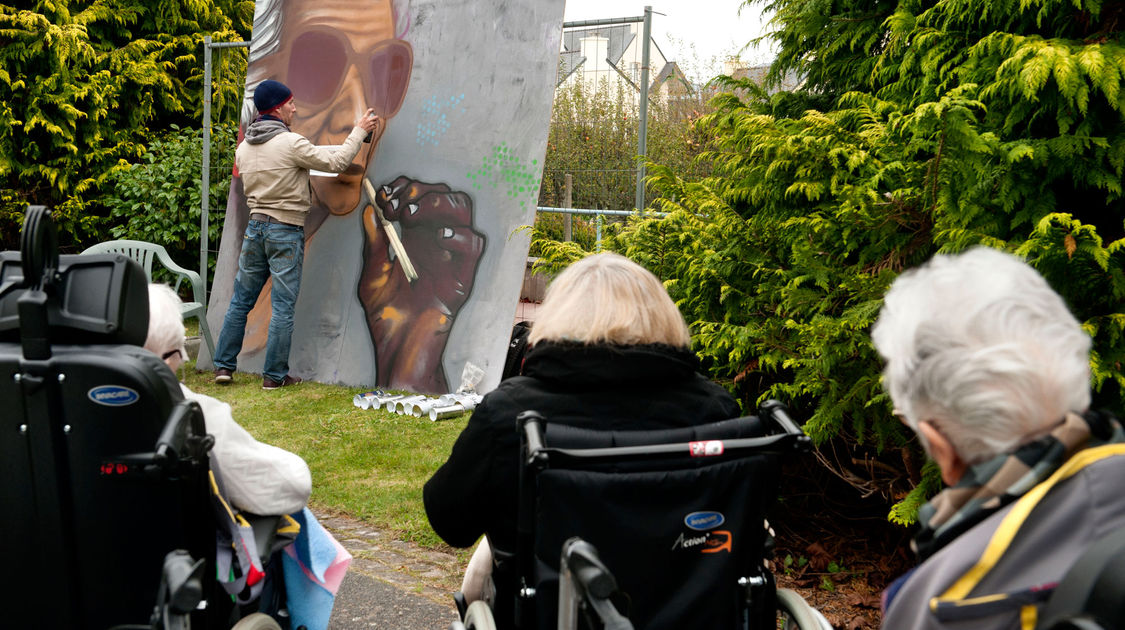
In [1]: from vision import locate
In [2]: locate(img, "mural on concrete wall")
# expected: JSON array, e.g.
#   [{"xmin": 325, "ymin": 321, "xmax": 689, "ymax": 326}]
[{"xmin": 206, "ymin": 0, "xmax": 564, "ymax": 394}]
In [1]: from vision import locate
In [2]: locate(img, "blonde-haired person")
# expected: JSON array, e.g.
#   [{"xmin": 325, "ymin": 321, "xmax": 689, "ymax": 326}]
[
  {"xmin": 145, "ymin": 284, "xmax": 311, "ymax": 515},
  {"xmin": 423, "ymin": 253, "xmax": 740, "ymax": 628},
  {"xmin": 526, "ymin": 251, "xmax": 691, "ymax": 348}
]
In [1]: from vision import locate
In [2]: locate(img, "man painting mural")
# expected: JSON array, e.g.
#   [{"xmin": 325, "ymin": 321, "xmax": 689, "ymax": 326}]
[
  {"xmin": 213, "ymin": 80, "xmax": 380, "ymax": 390},
  {"xmin": 213, "ymin": 0, "xmax": 485, "ymax": 393}
]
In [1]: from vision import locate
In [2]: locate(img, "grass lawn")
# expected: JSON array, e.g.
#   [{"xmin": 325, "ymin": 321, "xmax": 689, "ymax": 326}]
[{"xmin": 179, "ymin": 351, "xmax": 469, "ymax": 553}]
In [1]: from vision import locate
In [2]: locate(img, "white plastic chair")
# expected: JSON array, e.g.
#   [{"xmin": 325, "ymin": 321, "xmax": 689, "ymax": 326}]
[{"xmin": 81, "ymin": 239, "xmax": 215, "ymax": 361}]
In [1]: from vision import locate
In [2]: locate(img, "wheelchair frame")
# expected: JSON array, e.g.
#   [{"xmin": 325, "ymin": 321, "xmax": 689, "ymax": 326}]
[
  {"xmin": 450, "ymin": 399, "xmax": 826, "ymax": 629},
  {"xmin": 2, "ymin": 207, "xmax": 285, "ymax": 630}
]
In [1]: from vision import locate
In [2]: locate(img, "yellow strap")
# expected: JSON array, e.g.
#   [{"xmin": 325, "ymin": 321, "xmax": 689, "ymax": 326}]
[
  {"xmin": 938, "ymin": 443, "xmax": 1125, "ymax": 602},
  {"xmin": 1020, "ymin": 604, "xmax": 1037, "ymax": 630},
  {"xmin": 209, "ymin": 469, "xmax": 251, "ymax": 527},
  {"xmin": 277, "ymin": 513, "xmax": 301, "ymax": 535},
  {"xmin": 209, "ymin": 470, "xmax": 238, "ymax": 523},
  {"xmin": 929, "ymin": 592, "xmax": 1010, "ymax": 612}
]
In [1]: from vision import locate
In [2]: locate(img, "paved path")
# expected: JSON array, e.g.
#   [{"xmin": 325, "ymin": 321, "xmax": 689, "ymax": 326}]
[{"xmin": 320, "ymin": 512, "xmax": 462, "ymax": 630}]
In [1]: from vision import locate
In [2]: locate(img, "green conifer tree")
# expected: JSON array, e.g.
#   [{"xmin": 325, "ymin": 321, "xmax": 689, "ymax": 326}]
[
  {"xmin": 585, "ymin": 0, "xmax": 1125, "ymax": 522},
  {"xmin": 0, "ymin": 0, "xmax": 250, "ymax": 248}
]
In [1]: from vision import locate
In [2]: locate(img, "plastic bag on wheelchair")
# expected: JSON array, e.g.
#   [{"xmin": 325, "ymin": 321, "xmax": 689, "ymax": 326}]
[{"xmin": 209, "ymin": 458, "xmax": 299, "ymax": 608}]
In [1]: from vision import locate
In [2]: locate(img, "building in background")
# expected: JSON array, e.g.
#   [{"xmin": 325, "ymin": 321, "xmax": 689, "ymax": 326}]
[
  {"xmin": 698, "ymin": 58, "xmax": 805, "ymax": 100},
  {"xmin": 556, "ymin": 23, "xmax": 800, "ymax": 109},
  {"xmin": 557, "ymin": 24, "xmax": 691, "ymax": 107}
]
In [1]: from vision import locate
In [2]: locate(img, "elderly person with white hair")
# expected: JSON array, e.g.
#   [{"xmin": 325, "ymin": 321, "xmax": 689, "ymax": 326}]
[
  {"xmin": 145, "ymin": 283, "xmax": 311, "ymax": 515},
  {"xmin": 873, "ymin": 247, "xmax": 1125, "ymax": 629}
]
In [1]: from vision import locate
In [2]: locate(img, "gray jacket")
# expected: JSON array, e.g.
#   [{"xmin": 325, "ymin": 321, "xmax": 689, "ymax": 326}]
[
  {"xmin": 882, "ymin": 445, "xmax": 1125, "ymax": 629},
  {"xmin": 235, "ymin": 119, "xmax": 366, "ymax": 226}
]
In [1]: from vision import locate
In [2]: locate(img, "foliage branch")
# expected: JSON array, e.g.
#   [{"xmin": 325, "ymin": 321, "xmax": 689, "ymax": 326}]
[
  {"xmin": 0, "ymin": 0, "xmax": 251, "ymax": 249},
  {"xmin": 101, "ymin": 123, "xmax": 236, "ymax": 286}
]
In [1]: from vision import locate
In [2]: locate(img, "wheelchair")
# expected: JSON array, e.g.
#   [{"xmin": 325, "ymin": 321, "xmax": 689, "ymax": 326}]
[
  {"xmin": 1035, "ymin": 526, "xmax": 1125, "ymax": 630},
  {"xmin": 452, "ymin": 399, "xmax": 830, "ymax": 629},
  {"xmin": 1, "ymin": 207, "xmax": 286, "ymax": 629}
]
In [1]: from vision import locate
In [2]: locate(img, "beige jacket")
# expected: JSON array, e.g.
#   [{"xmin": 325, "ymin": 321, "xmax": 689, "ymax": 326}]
[{"xmin": 235, "ymin": 122, "xmax": 367, "ymax": 226}]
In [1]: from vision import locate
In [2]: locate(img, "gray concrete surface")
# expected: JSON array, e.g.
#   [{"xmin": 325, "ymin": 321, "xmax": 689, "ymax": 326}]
[
  {"xmin": 320, "ymin": 512, "xmax": 462, "ymax": 630},
  {"xmin": 329, "ymin": 571, "xmax": 458, "ymax": 629}
]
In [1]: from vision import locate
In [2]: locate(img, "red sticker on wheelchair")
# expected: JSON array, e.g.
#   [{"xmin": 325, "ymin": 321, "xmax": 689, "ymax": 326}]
[{"xmin": 689, "ymin": 440, "xmax": 724, "ymax": 457}]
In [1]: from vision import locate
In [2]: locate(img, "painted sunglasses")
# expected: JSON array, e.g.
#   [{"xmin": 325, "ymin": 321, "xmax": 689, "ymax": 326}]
[{"xmin": 284, "ymin": 26, "xmax": 412, "ymax": 118}]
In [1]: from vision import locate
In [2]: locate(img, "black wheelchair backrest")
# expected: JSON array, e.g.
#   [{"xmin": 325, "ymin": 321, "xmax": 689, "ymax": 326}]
[
  {"xmin": 513, "ymin": 402, "xmax": 809, "ymax": 630},
  {"xmin": 1, "ymin": 209, "xmax": 211, "ymax": 629}
]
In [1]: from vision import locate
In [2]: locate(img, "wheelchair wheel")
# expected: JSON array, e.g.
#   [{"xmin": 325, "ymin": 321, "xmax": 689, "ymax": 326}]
[
  {"xmin": 776, "ymin": 588, "xmax": 830, "ymax": 629},
  {"xmin": 231, "ymin": 612, "xmax": 282, "ymax": 630},
  {"xmin": 462, "ymin": 600, "xmax": 498, "ymax": 630}
]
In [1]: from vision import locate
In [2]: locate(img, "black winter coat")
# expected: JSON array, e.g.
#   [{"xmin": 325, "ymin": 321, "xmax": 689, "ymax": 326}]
[{"xmin": 422, "ymin": 341, "xmax": 741, "ymax": 553}]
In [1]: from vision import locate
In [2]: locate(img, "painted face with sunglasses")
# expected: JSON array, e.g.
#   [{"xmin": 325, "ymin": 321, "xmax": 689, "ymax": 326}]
[
  {"xmin": 260, "ymin": 0, "xmax": 411, "ymax": 229},
  {"xmin": 235, "ymin": 0, "xmax": 486, "ymax": 393}
]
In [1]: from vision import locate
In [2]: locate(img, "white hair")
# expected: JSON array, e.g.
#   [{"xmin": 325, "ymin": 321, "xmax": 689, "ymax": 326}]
[
  {"xmin": 144, "ymin": 284, "xmax": 186, "ymax": 370},
  {"xmin": 871, "ymin": 247, "xmax": 1091, "ymax": 464}
]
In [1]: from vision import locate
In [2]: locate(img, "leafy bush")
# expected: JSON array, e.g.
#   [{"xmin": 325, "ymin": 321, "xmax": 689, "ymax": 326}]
[
  {"xmin": 531, "ymin": 68, "xmax": 711, "ymax": 261},
  {"xmin": 0, "ymin": 2, "xmax": 250, "ymax": 251},
  {"xmin": 540, "ymin": 77, "xmax": 712, "ymax": 213},
  {"xmin": 529, "ymin": 211, "xmax": 597, "ymax": 256},
  {"xmin": 102, "ymin": 124, "xmax": 237, "ymax": 286}
]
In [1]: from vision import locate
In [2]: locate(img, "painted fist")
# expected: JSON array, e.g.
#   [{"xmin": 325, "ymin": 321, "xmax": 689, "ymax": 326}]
[{"xmin": 358, "ymin": 176, "xmax": 485, "ymax": 392}]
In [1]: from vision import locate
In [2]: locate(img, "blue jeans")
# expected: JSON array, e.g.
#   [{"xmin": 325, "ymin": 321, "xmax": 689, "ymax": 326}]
[{"xmin": 213, "ymin": 220, "xmax": 304, "ymax": 382}]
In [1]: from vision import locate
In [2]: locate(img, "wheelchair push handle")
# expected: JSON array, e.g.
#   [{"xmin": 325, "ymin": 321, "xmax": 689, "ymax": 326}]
[
  {"xmin": 517, "ymin": 410, "xmax": 548, "ymax": 467},
  {"xmin": 115, "ymin": 400, "xmax": 213, "ymax": 479},
  {"xmin": 20, "ymin": 205, "xmax": 59, "ymax": 292},
  {"xmin": 559, "ymin": 537, "xmax": 634, "ymax": 630},
  {"xmin": 758, "ymin": 400, "xmax": 811, "ymax": 449},
  {"xmin": 154, "ymin": 400, "xmax": 209, "ymax": 463},
  {"xmin": 562, "ymin": 538, "xmax": 618, "ymax": 599},
  {"xmin": 11, "ymin": 205, "xmax": 60, "ymax": 361}
]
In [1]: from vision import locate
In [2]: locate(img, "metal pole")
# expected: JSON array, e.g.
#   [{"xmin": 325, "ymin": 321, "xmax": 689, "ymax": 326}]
[
  {"xmin": 531, "ymin": 206, "xmax": 672, "ymax": 253},
  {"xmin": 198, "ymin": 39, "xmax": 250, "ymax": 305},
  {"xmin": 634, "ymin": 6, "xmax": 652, "ymax": 213},
  {"xmin": 537, "ymin": 206, "xmax": 664, "ymax": 217},
  {"xmin": 563, "ymin": 16, "xmax": 644, "ymax": 28},
  {"xmin": 201, "ymin": 35, "xmax": 212, "ymax": 305},
  {"xmin": 563, "ymin": 173, "xmax": 573, "ymax": 242}
]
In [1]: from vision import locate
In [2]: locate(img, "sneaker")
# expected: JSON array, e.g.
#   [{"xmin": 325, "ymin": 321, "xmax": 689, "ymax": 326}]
[
  {"xmin": 262, "ymin": 375, "xmax": 302, "ymax": 390},
  {"xmin": 214, "ymin": 368, "xmax": 234, "ymax": 384}
]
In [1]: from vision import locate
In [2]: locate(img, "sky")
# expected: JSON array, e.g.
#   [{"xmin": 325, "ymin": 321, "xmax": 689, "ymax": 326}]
[{"xmin": 560, "ymin": 0, "xmax": 777, "ymax": 82}]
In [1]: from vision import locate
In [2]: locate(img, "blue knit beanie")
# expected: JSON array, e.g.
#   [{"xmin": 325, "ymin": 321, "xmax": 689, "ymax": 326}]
[{"xmin": 253, "ymin": 79, "xmax": 293, "ymax": 114}]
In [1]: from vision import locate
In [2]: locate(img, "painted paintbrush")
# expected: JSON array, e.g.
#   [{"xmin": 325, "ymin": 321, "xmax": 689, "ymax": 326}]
[{"xmin": 363, "ymin": 177, "xmax": 419, "ymax": 283}]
